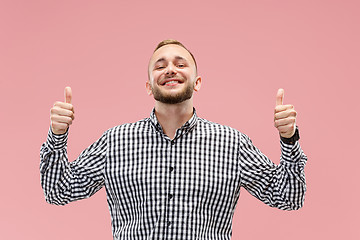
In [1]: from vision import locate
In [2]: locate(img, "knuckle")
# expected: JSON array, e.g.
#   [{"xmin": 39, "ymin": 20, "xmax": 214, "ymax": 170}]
[
  {"xmin": 64, "ymin": 109, "xmax": 71, "ymax": 116},
  {"xmin": 274, "ymin": 120, "xmax": 280, "ymax": 127},
  {"xmin": 289, "ymin": 108, "xmax": 296, "ymax": 113},
  {"xmin": 68, "ymin": 116, "xmax": 74, "ymax": 124},
  {"xmin": 62, "ymin": 116, "xmax": 68, "ymax": 123},
  {"xmin": 50, "ymin": 107, "xmax": 58, "ymax": 114},
  {"xmin": 65, "ymin": 110, "xmax": 72, "ymax": 117}
]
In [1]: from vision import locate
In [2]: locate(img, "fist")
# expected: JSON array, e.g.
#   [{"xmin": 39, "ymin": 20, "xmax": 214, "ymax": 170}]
[
  {"xmin": 50, "ymin": 87, "xmax": 75, "ymax": 135},
  {"xmin": 274, "ymin": 89, "xmax": 297, "ymax": 138}
]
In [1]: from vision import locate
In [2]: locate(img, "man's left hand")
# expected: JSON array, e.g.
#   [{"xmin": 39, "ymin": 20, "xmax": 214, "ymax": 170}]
[{"xmin": 274, "ymin": 89, "xmax": 297, "ymax": 138}]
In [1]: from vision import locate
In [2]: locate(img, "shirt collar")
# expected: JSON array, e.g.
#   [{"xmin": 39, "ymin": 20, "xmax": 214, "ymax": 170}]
[{"xmin": 150, "ymin": 107, "xmax": 198, "ymax": 134}]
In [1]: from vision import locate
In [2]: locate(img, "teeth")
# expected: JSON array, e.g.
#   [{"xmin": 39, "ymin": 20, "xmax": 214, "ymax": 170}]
[{"xmin": 164, "ymin": 80, "xmax": 179, "ymax": 85}]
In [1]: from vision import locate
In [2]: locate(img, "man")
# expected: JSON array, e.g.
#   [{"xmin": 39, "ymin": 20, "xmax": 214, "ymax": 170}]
[{"xmin": 40, "ymin": 39, "xmax": 307, "ymax": 239}]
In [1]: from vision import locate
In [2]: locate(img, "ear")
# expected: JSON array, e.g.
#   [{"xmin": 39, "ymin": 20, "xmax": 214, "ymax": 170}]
[
  {"xmin": 194, "ymin": 76, "xmax": 202, "ymax": 92},
  {"xmin": 146, "ymin": 80, "xmax": 153, "ymax": 96}
]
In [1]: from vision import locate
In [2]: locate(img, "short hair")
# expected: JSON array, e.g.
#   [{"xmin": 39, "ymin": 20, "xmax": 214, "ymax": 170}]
[{"xmin": 153, "ymin": 39, "xmax": 198, "ymax": 70}]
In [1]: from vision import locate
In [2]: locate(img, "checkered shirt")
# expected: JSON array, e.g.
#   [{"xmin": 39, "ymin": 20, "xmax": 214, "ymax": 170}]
[{"xmin": 40, "ymin": 109, "xmax": 307, "ymax": 240}]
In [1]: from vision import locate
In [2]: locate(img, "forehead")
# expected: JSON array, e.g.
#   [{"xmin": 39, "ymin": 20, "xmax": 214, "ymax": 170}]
[{"xmin": 149, "ymin": 44, "xmax": 195, "ymax": 66}]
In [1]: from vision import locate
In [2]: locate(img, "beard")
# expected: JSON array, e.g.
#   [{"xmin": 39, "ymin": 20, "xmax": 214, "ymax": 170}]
[{"xmin": 151, "ymin": 82, "xmax": 194, "ymax": 104}]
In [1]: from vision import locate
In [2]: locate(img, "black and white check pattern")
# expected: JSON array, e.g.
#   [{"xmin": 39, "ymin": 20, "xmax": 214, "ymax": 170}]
[{"xmin": 40, "ymin": 109, "xmax": 307, "ymax": 240}]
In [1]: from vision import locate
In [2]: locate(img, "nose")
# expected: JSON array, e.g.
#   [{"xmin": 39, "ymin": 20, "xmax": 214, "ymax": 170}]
[{"xmin": 165, "ymin": 63, "xmax": 177, "ymax": 76}]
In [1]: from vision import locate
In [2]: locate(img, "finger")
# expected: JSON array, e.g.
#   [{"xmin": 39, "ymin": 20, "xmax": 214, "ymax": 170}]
[
  {"xmin": 274, "ymin": 117, "xmax": 296, "ymax": 128},
  {"xmin": 277, "ymin": 123, "xmax": 295, "ymax": 133},
  {"xmin": 65, "ymin": 87, "xmax": 72, "ymax": 104},
  {"xmin": 274, "ymin": 104, "xmax": 294, "ymax": 113},
  {"xmin": 51, "ymin": 107, "xmax": 75, "ymax": 120},
  {"xmin": 276, "ymin": 88, "xmax": 284, "ymax": 106},
  {"xmin": 54, "ymin": 101, "xmax": 74, "ymax": 112},
  {"xmin": 274, "ymin": 109, "xmax": 297, "ymax": 120},
  {"xmin": 51, "ymin": 115, "xmax": 73, "ymax": 125}
]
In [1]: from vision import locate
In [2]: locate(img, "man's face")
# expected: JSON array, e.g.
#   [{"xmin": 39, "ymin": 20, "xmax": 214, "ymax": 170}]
[{"xmin": 147, "ymin": 44, "xmax": 201, "ymax": 104}]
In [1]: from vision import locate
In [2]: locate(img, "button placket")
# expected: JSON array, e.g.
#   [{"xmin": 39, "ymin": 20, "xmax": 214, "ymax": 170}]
[{"xmin": 166, "ymin": 140, "xmax": 176, "ymax": 229}]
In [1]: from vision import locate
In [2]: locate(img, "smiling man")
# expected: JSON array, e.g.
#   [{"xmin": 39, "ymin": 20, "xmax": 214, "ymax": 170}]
[
  {"xmin": 147, "ymin": 43, "xmax": 201, "ymax": 106},
  {"xmin": 40, "ymin": 39, "xmax": 307, "ymax": 240}
]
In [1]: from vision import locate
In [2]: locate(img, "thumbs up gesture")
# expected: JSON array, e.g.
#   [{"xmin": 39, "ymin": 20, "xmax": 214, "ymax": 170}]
[
  {"xmin": 274, "ymin": 89, "xmax": 297, "ymax": 138},
  {"xmin": 50, "ymin": 87, "xmax": 75, "ymax": 135}
]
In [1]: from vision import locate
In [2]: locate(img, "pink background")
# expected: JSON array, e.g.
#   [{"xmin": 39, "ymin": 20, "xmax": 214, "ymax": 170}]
[{"xmin": 1, "ymin": 0, "xmax": 359, "ymax": 239}]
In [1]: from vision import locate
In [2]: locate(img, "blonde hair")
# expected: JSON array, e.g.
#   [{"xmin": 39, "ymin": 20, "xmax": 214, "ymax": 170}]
[{"xmin": 153, "ymin": 39, "xmax": 198, "ymax": 70}]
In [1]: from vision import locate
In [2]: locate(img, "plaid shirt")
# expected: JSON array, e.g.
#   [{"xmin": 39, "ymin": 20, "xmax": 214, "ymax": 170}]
[{"xmin": 40, "ymin": 109, "xmax": 307, "ymax": 240}]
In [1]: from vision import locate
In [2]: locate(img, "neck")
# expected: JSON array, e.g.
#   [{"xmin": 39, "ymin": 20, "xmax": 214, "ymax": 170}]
[{"xmin": 154, "ymin": 99, "xmax": 194, "ymax": 140}]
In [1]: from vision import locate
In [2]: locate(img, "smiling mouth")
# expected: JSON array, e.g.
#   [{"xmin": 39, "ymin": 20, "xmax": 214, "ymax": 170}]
[{"xmin": 162, "ymin": 80, "xmax": 182, "ymax": 86}]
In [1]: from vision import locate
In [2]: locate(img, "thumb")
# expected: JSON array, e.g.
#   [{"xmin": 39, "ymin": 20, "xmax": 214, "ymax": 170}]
[
  {"xmin": 65, "ymin": 86, "xmax": 72, "ymax": 104},
  {"xmin": 276, "ymin": 88, "xmax": 284, "ymax": 106}
]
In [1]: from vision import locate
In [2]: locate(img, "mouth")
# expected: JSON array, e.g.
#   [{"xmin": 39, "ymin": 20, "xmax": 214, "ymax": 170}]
[{"xmin": 161, "ymin": 79, "xmax": 183, "ymax": 86}]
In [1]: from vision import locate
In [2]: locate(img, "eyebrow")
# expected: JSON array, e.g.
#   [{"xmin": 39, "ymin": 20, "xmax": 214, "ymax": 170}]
[
  {"xmin": 154, "ymin": 56, "xmax": 187, "ymax": 65},
  {"xmin": 154, "ymin": 58, "xmax": 166, "ymax": 65}
]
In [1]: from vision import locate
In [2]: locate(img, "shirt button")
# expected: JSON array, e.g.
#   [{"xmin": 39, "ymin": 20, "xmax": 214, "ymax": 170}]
[
  {"xmin": 171, "ymin": 141, "xmax": 175, "ymax": 146},
  {"xmin": 169, "ymin": 167, "xmax": 174, "ymax": 172},
  {"xmin": 167, "ymin": 221, "xmax": 172, "ymax": 227},
  {"xmin": 168, "ymin": 194, "xmax": 173, "ymax": 199}
]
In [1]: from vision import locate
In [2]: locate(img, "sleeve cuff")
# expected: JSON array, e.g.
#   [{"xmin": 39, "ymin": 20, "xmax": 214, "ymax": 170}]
[
  {"xmin": 280, "ymin": 140, "xmax": 302, "ymax": 164},
  {"xmin": 46, "ymin": 127, "xmax": 68, "ymax": 150}
]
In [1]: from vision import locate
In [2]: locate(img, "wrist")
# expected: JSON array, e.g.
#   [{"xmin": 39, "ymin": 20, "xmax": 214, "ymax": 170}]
[
  {"xmin": 280, "ymin": 127, "xmax": 300, "ymax": 145},
  {"xmin": 47, "ymin": 127, "xmax": 68, "ymax": 150}
]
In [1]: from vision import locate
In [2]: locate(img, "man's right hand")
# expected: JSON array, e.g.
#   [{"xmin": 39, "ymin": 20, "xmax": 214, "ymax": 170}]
[{"xmin": 50, "ymin": 87, "xmax": 75, "ymax": 135}]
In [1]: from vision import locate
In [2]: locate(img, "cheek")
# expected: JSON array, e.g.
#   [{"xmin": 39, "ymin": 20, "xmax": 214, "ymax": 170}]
[
  {"xmin": 148, "ymin": 72, "xmax": 155, "ymax": 82},
  {"xmin": 183, "ymin": 68, "xmax": 196, "ymax": 77},
  {"xmin": 151, "ymin": 71, "xmax": 164, "ymax": 82}
]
